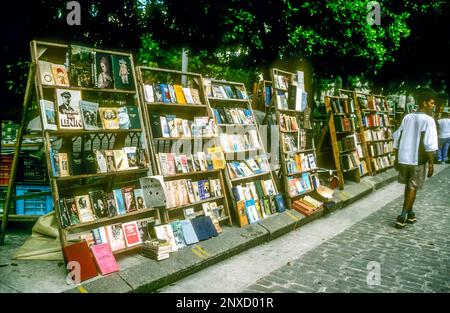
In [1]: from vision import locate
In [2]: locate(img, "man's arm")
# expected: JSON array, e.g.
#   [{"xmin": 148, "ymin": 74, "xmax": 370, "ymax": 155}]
[{"xmin": 426, "ymin": 152, "xmax": 434, "ymax": 178}]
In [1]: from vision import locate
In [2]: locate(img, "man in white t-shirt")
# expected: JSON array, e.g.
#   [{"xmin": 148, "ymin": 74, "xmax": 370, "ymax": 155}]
[
  {"xmin": 393, "ymin": 91, "xmax": 438, "ymax": 229},
  {"xmin": 437, "ymin": 112, "xmax": 450, "ymax": 163}
]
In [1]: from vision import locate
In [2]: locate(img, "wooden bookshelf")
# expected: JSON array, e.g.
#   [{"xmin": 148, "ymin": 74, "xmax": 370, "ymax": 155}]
[
  {"xmin": 324, "ymin": 95, "xmax": 366, "ymax": 189},
  {"xmin": 1, "ymin": 40, "xmax": 160, "ymax": 256},
  {"xmin": 206, "ymin": 78, "xmax": 279, "ymax": 226},
  {"xmin": 136, "ymin": 66, "xmax": 232, "ymax": 226},
  {"xmin": 251, "ymin": 79, "xmax": 272, "ymax": 113},
  {"xmin": 269, "ymin": 68, "xmax": 320, "ymax": 208},
  {"xmin": 338, "ymin": 89, "xmax": 373, "ymax": 177}
]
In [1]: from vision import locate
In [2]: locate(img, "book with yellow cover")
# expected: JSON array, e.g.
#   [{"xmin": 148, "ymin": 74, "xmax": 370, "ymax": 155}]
[
  {"xmin": 173, "ymin": 85, "xmax": 187, "ymax": 104},
  {"xmin": 207, "ymin": 147, "xmax": 226, "ymax": 169}
]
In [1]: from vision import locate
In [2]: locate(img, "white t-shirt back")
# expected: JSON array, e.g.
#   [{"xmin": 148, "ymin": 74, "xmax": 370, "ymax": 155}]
[
  {"xmin": 393, "ymin": 112, "xmax": 438, "ymax": 165},
  {"xmin": 438, "ymin": 118, "xmax": 450, "ymax": 138}
]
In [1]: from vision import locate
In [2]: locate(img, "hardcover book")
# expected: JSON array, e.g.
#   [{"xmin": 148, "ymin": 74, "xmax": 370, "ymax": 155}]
[
  {"xmin": 154, "ymin": 224, "xmax": 178, "ymax": 252},
  {"xmin": 106, "ymin": 192, "xmax": 119, "ymax": 217},
  {"xmin": 80, "ymin": 100, "xmax": 99, "ymax": 130},
  {"xmin": 69, "ymin": 45, "xmax": 94, "ymax": 88},
  {"xmin": 64, "ymin": 197, "xmax": 81, "ymax": 226},
  {"xmin": 180, "ymin": 220, "xmax": 199, "ymax": 245},
  {"xmin": 117, "ymin": 106, "xmax": 131, "ymax": 129},
  {"xmin": 125, "ymin": 106, "xmax": 141, "ymax": 129},
  {"xmin": 144, "ymin": 84, "xmax": 155, "ymax": 102},
  {"xmin": 39, "ymin": 100, "xmax": 57, "ymax": 130},
  {"xmin": 94, "ymin": 53, "xmax": 114, "ymax": 89},
  {"xmin": 106, "ymin": 224, "xmax": 127, "ymax": 251},
  {"xmin": 38, "ymin": 60, "xmax": 55, "ymax": 86},
  {"xmin": 57, "ymin": 153, "xmax": 70, "ymax": 177},
  {"xmin": 75, "ymin": 195, "xmax": 96, "ymax": 223},
  {"xmin": 56, "ymin": 89, "xmax": 83, "ymax": 129},
  {"xmin": 168, "ymin": 84, "xmax": 177, "ymax": 103},
  {"xmin": 89, "ymin": 190, "xmax": 109, "ymax": 219},
  {"xmin": 111, "ymin": 55, "xmax": 134, "ymax": 90},
  {"xmin": 122, "ymin": 221, "xmax": 142, "ymax": 247},
  {"xmin": 94, "ymin": 149, "xmax": 108, "ymax": 173},
  {"xmin": 173, "ymin": 85, "xmax": 186, "ymax": 104},
  {"xmin": 91, "ymin": 243, "xmax": 119, "ymax": 275},
  {"xmin": 136, "ymin": 218, "xmax": 152, "ymax": 242},
  {"xmin": 113, "ymin": 189, "xmax": 126, "ymax": 215},
  {"xmin": 99, "ymin": 107, "xmax": 120, "ymax": 129},
  {"xmin": 160, "ymin": 83, "xmax": 171, "ymax": 103},
  {"xmin": 134, "ymin": 188, "xmax": 146, "ymax": 210},
  {"xmin": 170, "ymin": 220, "xmax": 187, "ymax": 250},
  {"xmin": 51, "ymin": 64, "xmax": 70, "ymax": 87},
  {"xmin": 113, "ymin": 149, "xmax": 129, "ymax": 171},
  {"xmin": 190, "ymin": 88, "xmax": 202, "ymax": 104},
  {"xmin": 104, "ymin": 150, "xmax": 116, "ymax": 172},
  {"xmin": 182, "ymin": 87, "xmax": 194, "ymax": 104},
  {"xmin": 122, "ymin": 186, "xmax": 137, "ymax": 214},
  {"xmin": 82, "ymin": 151, "xmax": 98, "ymax": 174},
  {"xmin": 137, "ymin": 148, "xmax": 148, "ymax": 169},
  {"xmin": 123, "ymin": 147, "xmax": 138, "ymax": 169},
  {"xmin": 63, "ymin": 241, "xmax": 98, "ymax": 282}
]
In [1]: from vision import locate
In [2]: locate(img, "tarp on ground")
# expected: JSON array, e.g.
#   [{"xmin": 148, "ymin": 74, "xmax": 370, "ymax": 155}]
[{"xmin": 12, "ymin": 212, "xmax": 64, "ymax": 261}]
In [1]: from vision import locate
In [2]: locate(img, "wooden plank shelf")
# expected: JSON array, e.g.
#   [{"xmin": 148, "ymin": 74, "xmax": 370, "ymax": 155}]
[
  {"xmin": 64, "ymin": 208, "xmax": 157, "ymax": 232},
  {"xmin": 208, "ymin": 98, "xmax": 250, "ymax": 103},
  {"xmin": 166, "ymin": 196, "xmax": 225, "ymax": 211},
  {"xmin": 230, "ymin": 171, "xmax": 271, "ymax": 183},
  {"xmin": 153, "ymin": 136, "xmax": 218, "ymax": 141},
  {"xmin": 146, "ymin": 102, "xmax": 207, "ymax": 109},
  {"xmin": 47, "ymin": 129, "xmax": 143, "ymax": 136},
  {"xmin": 54, "ymin": 168, "xmax": 149, "ymax": 182},
  {"xmin": 284, "ymin": 148, "xmax": 316, "ymax": 155},
  {"xmin": 370, "ymin": 151, "xmax": 394, "ymax": 158},
  {"xmin": 42, "ymin": 85, "xmax": 136, "ymax": 94},
  {"xmin": 162, "ymin": 169, "xmax": 221, "ymax": 179},
  {"xmin": 286, "ymin": 168, "xmax": 317, "ymax": 177},
  {"xmin": 218, "ymin": 124, "xmax": 256, "ymax": 127},
  {"xmin": 367, "ymin": 139, "xmax": 394, "ymax": 143}
]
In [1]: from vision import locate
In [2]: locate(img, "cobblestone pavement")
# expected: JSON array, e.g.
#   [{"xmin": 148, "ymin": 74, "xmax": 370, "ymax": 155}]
[{"xmin": 244, "ymin": 167, "xmax": 450, "ymax": 293}]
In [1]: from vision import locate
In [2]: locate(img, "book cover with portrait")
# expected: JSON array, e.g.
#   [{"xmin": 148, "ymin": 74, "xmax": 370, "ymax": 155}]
[
  {"xmin": 94, "ymin": 52, "xmax": 114, "ymax": 89},
  {"xmin": 111, "ymin": 55, "xmax": 134, "ymax": 90},
  {"xmin": 56, "ymin": 89, "xmax": 83, "ymax": 129}
]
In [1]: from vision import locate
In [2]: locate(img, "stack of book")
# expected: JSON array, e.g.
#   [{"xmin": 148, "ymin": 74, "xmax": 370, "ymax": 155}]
[
  {"xmin": 292, "ymin": 196, "xmax": 323, "ymax": 216},
  {"xmin": 150, "ymin": 114, "xmax": 216, "ymax": 138},
  {"xmin": 142, "ymin": 239, "xmax": 172, "ymax": 261},
  {"xmin": 208, "ymin": 83, "xmax": 248, "ymax": 100}
]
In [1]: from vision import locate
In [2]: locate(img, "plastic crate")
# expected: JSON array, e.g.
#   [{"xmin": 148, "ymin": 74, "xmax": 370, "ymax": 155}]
[
  {"xmin": 0, "ymin": 155, "xmax": 13, "ymax": 186},
  {"xmin": 15, "ymin": 184, "xmax": 53, "ymax": 216},
  {"xmin": 19, "ymin": 155, "xmax": 48, "ymax": 183}
]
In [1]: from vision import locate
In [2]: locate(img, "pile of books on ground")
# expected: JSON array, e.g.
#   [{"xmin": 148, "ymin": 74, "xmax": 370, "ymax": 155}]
[
  {"xmin": 292, "ymin": 195, "xmax": 323, "ymax": 216},
  {"xmin": 142, "ymin": 239, "xmax": 172, "ymax": 261}
]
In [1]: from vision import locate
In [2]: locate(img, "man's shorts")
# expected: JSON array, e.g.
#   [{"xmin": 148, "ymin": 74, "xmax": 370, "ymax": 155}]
[{"xmin": 397, "ymin": 164, "xmax": 426, "ymax": 190}]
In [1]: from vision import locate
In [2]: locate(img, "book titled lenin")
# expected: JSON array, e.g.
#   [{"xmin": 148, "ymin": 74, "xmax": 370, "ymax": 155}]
[{"xmin": 90, "ymin": 243, "xmax": 119, "ymax": 275}]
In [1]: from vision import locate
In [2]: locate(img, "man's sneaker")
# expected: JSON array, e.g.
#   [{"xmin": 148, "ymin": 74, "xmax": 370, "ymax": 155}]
[
  {"xmin": 406, "ymin": 211, "xmax": 416, "ymax": 224},
  {"xmin": 395, "ymin": 215, "xmax": 407, "ymax": 229}
]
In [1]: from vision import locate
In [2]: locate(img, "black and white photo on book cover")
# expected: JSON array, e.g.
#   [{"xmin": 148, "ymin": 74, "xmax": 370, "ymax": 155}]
[
  {"xmin": 80, "ymin": 100, "xmax": 99, "ymax": 130},
  {"xmin": 56, "ymin": 89, "xmax": 83, "ymax": 129}
]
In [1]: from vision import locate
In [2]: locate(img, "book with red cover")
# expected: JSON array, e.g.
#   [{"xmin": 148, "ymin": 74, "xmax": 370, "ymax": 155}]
[
  {"xmin": 122, "ymin": 221, "xmax": 142, "ymax": 247},
  {"xmin": 63, "ymin": 241, "xmax": 98, "ymax": 282},
  {"xmin": 91, "ymin": 243, "xmax": 119, "ymax": 275}
]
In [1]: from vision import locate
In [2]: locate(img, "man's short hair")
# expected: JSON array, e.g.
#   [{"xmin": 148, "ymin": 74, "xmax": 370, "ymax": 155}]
[
  {"xmin": 417, "ymin": 88, "xmax": 435, "ymax": 108},
  {"xmin": 61, "ymin": 91, "xmax": 71, "ymax": 98}
]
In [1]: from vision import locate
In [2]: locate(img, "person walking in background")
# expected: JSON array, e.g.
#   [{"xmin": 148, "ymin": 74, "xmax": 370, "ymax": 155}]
[
  {"xmin": 437, "ymin": 112, "xmax": 450, "ymax": 164},
  {"xmin": 393, "ymin": 90, "xmax": 438, "ymax": 229}
]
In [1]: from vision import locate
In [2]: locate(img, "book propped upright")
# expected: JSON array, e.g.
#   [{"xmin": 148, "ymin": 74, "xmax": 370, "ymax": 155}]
[
  {"xmin": 90, "ymin": 243, "xmax": 119, "ymax": 275},
  {"xmin": 63, "ymin": 241, "xmax": 98, "ymax": 282}
]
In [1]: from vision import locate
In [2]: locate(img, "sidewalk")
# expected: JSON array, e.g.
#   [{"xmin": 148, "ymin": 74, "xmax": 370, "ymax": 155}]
[
  {"xmin": 0, "ymin": 166, "xmax": 438, "ymax": 293},
  {"xmin": 244, "ymin": 165, "xmax": 450, "ymax": 293}
]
